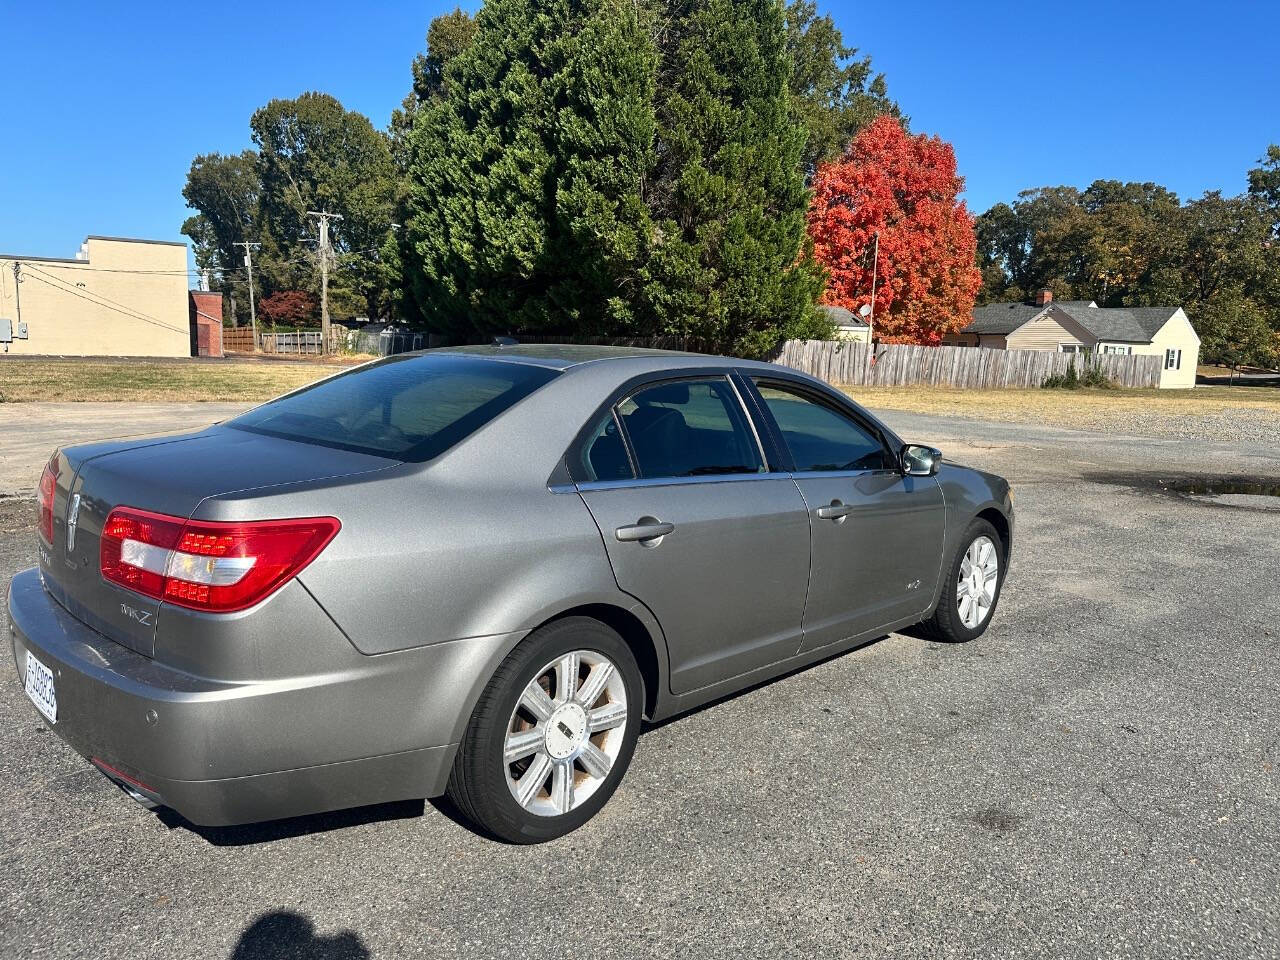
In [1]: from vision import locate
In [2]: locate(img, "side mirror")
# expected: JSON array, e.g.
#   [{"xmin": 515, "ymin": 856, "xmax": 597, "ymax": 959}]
[{"xmin": 901, "ymin": 444, "xmax": 942, "ymax": 477}]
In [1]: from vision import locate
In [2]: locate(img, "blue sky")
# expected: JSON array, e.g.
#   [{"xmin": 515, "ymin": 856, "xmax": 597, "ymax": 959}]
[{"xmin": 1, "ymin": 0, "xmax": 1276, "ymax": 264}]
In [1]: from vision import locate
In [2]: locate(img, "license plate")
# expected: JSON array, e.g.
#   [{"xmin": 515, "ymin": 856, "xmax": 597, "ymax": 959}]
[{"xmin": 24, "ymin": 649, "xmax": 58, "ymax": 724}]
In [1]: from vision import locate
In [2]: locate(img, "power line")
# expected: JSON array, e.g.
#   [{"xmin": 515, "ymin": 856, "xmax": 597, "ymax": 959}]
[{"xmin": 20, "ymin": 263, "xmax": 205, "ymax": 276}]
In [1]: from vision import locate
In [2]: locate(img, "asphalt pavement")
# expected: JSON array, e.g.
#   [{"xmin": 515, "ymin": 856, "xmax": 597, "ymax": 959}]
[{"xmin": 1, "ymin": 407, "xmax": 1277, "ymax": 959}]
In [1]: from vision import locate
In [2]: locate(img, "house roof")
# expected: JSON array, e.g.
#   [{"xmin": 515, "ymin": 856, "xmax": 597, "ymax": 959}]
[
  {"xmin": 966, "ymin": 299, "xmax": 1178, "ymax": 343},
  {"xmin": 819, "ymin": 304, "xmax": 869, "ymax": 328},
  {"xmin": 1055, "ymin": 304, "xmax": 1178, "ymax": 343},
  {"xmin": 968, "ymin": 302, "xmax": 1047, "ymax": 336}
]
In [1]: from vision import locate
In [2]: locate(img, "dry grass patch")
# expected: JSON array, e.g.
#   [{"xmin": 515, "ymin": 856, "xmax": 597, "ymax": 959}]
[
  {"xmin": 845, "ymin": 384, "xmax": 1280, "ymax": 430},
  {"xmin": 0, "ymin": 358, "xmax": 344, "ymax": 403}
]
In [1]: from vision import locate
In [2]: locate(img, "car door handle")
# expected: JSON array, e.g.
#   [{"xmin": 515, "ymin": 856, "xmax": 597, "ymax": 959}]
[
  {"xmin": 615, "ymin": 519, "xmax": 675, "ymax": 542},
  {"xmin": 815, "ymin": 500, "xmax": 853, "ymax": 520}
]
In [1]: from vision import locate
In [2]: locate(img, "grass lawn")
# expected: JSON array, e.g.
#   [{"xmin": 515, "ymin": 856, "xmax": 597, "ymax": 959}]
[
  {"xmin": 846, "ymin": 383, "xmax": 1280, "ymax": 428},
  {"xmin": 0, "ymin": 357, "xmax": 351, "ymax": 403}
]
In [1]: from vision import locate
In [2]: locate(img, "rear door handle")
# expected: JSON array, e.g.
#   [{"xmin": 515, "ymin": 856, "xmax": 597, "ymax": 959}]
[
  {"xmin": 815, "ymin": 500, "xmax": 853, "ymax": 520},
  {"xmin": 615, "ymin": 519, "xmax": 675, "ymax": 542}
]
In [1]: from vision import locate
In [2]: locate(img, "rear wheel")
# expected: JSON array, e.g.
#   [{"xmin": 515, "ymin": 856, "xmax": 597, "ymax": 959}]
[
  {"xmin": 920, "ymin": 519, "xmax": 1004, "ymax": 643},
  {"xmin": 447, "ymin": 617, "xmax": 643, "ymax": 843}
]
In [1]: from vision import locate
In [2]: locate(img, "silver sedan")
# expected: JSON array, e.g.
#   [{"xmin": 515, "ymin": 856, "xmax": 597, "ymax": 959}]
[{"xmin": 9, "ymin": 345, "xmax": 1013, "ymax": 842}]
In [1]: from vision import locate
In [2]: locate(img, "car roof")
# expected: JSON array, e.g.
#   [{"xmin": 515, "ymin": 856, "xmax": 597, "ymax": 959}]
[{"xmin": 427, "ymin": 342, "xmax": 786, "ymax": 374}]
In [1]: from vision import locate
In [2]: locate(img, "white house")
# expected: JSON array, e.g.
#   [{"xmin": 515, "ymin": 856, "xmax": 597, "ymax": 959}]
[{"xmin": 945, "ymin": 290, "xmax": 1200, "ymax": 388}]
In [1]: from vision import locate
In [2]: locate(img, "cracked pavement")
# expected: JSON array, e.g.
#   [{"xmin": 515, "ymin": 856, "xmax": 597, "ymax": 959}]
[{"xmin": 1, "ymin": 405, "xmax": 1277, "ymax": 958}]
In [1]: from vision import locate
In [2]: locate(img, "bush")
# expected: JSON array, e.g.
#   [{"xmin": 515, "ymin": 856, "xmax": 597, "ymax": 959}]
[{"xmin": 1042, "ymin": 357, "xmax": 1116, "ymax": 389}]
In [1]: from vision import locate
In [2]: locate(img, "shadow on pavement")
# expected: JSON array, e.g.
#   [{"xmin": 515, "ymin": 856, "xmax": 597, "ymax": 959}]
[
  {"xmin": 160, "ymin": 634, "xmax": 903, "ymax": 847},
  {"xmin": 231, "ymin": 911, "xmax": 369, "ymax": 959},
  {"xmin": 160, "ymin": 798, "xmax": 425, "ymax": 847}
]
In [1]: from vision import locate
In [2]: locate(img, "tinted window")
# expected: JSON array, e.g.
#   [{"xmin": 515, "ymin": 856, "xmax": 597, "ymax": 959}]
[
  {"xmin": 228, "ymin": 354, "xmax": 557, "ymax": 462},
  {"xmin": 579, "ymin": 411, "xmax": 634, "ymax": 482},
  {"xmin": 618, "ymin": 378, "xmax": 763, "ymax": 479},
  {"xmin": 755, "ymin": 382, "xmax": 890, "ymax": 472}
]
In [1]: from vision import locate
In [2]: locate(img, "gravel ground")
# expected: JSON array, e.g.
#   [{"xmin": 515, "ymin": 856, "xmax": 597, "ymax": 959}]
[{"xmin": 1, "ymin": 411, "xmax": 1278, "ymax": 959}]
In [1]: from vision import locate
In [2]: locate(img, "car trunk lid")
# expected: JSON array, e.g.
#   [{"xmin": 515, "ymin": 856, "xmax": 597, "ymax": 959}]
[{"xmin": 39, "ymin": 426, "xmax": 393, "ymax": 657}]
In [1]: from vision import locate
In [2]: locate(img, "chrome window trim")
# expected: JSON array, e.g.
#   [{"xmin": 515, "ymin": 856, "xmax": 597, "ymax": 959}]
[{"xmin": 574, "ymin": 471, "xmax": 797, "ymax": 493}]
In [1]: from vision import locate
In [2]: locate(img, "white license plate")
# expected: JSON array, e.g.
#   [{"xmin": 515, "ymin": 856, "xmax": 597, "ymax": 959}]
[{"xmin": 24, "ymin": 649, "xmax": 58, "ymax": 724}]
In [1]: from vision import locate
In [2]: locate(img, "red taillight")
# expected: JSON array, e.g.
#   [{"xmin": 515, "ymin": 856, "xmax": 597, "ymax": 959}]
[
  {"xmin": 100, "ymin": 506, "xmax": 340, "ymax": 613},
  {"xmin": 37, "ymin": 455, "xmax": 59, "ymax": 544}
]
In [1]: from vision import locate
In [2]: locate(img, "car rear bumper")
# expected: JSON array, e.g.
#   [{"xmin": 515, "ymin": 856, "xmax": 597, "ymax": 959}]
[{"xmin": 7, "ymin": 567, "xmax": 507, "ymax": 826}]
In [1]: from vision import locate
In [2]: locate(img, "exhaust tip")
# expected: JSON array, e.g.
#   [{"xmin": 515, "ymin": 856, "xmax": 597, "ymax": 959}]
[{"xmin": 91, "ymin": 757, "xmax": 163, "ymax": 810}]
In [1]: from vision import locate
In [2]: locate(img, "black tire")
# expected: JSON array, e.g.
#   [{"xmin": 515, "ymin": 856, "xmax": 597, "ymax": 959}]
[
  {"xmin": 446, "ymin": 617, "xmax": 644, "ymax": 843},
  {"xmin": 920, "ymin": 518, "xmax": 1005, "ymax": 643}
]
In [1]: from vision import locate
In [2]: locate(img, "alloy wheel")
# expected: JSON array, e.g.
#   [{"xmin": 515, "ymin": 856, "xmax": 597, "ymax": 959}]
[
  {"xmin": 502, "ymin": 650, "xmax": 629, "ymax": 817},
  {"xmin": 956, "ymin": 535, "xmax": 999, "ymax": 629}
]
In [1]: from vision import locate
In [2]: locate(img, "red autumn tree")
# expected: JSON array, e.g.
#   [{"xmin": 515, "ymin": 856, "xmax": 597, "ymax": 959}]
[
  {"xmin": 807, "ymin": 116, "xmax": 981, "ymax": 344},
  {"xmin": 258, "ymin": 290, "xmax": 318, "ymax": 327}
]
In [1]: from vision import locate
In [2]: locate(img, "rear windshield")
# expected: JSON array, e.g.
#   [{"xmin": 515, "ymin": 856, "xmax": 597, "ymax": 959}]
[{"xmin": 227, "ymin": 354, "xmax": 558, "ymax": 462}]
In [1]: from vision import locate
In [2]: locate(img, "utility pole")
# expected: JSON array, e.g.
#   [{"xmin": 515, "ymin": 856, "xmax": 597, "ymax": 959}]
[
  {"xmin": 868, "ymin": 230, "xmax": 880, "ymax": 346},
  {"xmin": 307, "ymin": 212, "xmax": 343, "ymax": 353},
  {"xmin": 233, "ymin": 242, "xmax": 261, "ymax": 342}
]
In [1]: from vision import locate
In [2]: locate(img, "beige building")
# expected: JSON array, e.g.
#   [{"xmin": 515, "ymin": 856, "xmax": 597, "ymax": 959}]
[
  {"xmin": 945, "ymin": 290, "xmax": 1200, "ymax": 388},
  {"xmin": 0, "ymin": 235, "xmax": 191, "ymax": 357},
  {"xmin": 819, "ymin": 304, "xmax": 872, "ymax": 344}
]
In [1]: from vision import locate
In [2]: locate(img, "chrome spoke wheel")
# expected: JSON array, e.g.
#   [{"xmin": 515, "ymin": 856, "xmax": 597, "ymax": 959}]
[
  {"xmin": 956, "ymin": 535, "xmax": 999, "ymax": 629},
  {"xmin": 503, "ymin": 649, "xmax": 628, "ymax": 817}
]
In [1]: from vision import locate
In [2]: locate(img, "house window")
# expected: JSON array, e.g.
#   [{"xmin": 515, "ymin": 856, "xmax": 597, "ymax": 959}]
[
  {"xmin": 1165, "ymin": 349, "xmax": 1182, "ymax": 370},
  {"xmin": 1058, "ymin": 343, "xmax": 1083, "ymax": 354},
  {"xmin": 1101, "ymin": 344, "xmax": 1133, "ymax": 356}
]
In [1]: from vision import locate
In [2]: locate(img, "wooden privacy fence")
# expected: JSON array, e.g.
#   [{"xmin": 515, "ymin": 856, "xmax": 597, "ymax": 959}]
[
  {"xmin": 221, "ymin": 327, "xmax": 424, "ymax": 356},
  {"xmin": 221, "ymin": 327, "xmax": 256, "ymax": 352},
  {"xmin": 775, "ymin": 341, "xmax": 1163, "ymax": 389},
  {"xmin": 259, "ymin": 331, "xmax": 325, "ymax": 355}
]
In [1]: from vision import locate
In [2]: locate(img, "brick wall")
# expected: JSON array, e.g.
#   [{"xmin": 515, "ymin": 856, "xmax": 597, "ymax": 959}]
[{"xmin": 188, "ymin": 291, "xmax": 224, "ymax": 357}]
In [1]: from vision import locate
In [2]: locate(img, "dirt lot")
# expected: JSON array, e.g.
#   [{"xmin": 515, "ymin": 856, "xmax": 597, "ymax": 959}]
[{"xmin": 1, "ymin": 406, "xmax": 1278, "ymax": 959}]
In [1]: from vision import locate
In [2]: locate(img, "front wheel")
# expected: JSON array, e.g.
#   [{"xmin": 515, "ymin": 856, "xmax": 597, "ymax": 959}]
[
  {"xmin": 920, "ymin": 519, "xmax": 1005, "ymax": 643},
  {"xmin": 446, "ymin": 617, "xmax": 643, "ymax": 843}
]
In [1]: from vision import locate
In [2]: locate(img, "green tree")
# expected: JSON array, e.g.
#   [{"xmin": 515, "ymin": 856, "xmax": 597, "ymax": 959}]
[
  {"xmin": 1247, "ymin": 144, "xmax": 1280, "ymax": 240},
  {"xmin": 251, "ymin": 92, "xmax": 399, "ymax": 320},
  {"xmin": 784, "ymin": 0, "xmax": 897, "ymax": 176},
  {"xmin": 639, "ymin": 0, "xmax": 828, "ymax": 356},
  {"xmin": 405, "ymin": 0, "xmax": 657, "ymax": 338},
  {"xmin": 1196, "ymin": 289, "xmax": 1277, "ymax": 371},
  {"xmin": 975, "ymin": 186, "xmax": 1084, "ymax": 303},
  {"xmin": 975, "ymin": 170, "xmax": 1280, "ymax": 368},
  {"xmin": 388, "ymin": 8, "xmax": 478, "ymax": 170},
  {"xmin": 180, "ymin": 151, "xmax": 260, "ymax": 322}
]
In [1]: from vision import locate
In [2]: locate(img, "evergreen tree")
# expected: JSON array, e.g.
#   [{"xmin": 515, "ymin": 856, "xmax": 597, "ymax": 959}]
[
  {"xmin": 388, "ymin": 9, "xmax": 478, "ymax": 171},
  {"xmin": 639, "ymin": 0, "xmax": 828, "ymax": 356},
  {"xmin": 784, "ymin": 0, "xmax": 897, "ymax": 176},
  {"xmin": 405, "ymin": 0, "xmax": 656, "ymax": 338}
]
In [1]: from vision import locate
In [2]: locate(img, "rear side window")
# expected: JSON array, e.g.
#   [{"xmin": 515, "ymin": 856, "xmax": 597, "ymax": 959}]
[
  {"xmin": 228, "ymin": 354, "xmax": 558, "ymax": 462},
  {"xmin": 617, "ymin": 378, "xmax": 763, "ymax": 479},
  {"xmin": 579, "ymin": 411, "xmax": 634, "ymax": 482},
  {"xmin": 754, "ymin": 382, "xmax": 891, "ymax": 472}
]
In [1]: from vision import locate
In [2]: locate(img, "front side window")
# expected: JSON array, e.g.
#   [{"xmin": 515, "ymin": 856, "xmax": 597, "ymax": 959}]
[
  {"xmin": 617, "ymin": 378, "xmax": 763, "ymax": 479},
  {"xmin": 228, "ymin": 354, "xmax": 557, "ymax": 462},
  {"xmin": 1165, "ymin": 349, "xmax": 1182, "ymax": 370},
  {"xmin": 754, "ymin": 382, "xmax": 891, "ymax": 472}
]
